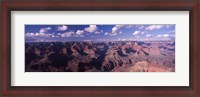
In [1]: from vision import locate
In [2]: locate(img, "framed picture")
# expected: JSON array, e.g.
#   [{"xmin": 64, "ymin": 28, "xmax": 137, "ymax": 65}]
[{"xmin": 1, "ymin": 0, "xmax": 199, "ymax": 96}]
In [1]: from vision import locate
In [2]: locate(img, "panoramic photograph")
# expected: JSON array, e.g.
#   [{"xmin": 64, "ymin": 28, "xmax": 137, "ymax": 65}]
[{"xmin": 25, "ymin": 24, "xmax": 175, "ymax": 72}]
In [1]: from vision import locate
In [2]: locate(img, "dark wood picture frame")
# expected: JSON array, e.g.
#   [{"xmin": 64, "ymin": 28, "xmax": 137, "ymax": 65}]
[{"xmin": 0, "ymin": 0, "xmax": 199, "ymax": 96}]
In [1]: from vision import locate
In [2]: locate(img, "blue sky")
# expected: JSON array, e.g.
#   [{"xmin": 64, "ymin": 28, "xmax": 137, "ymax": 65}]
[{"xmin": 25, "ymin": 24, "xmax": 175, "ymax": 42}]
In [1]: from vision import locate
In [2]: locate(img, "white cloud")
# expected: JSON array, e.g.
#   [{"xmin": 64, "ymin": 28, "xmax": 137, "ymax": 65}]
[
  {"xmin": 111, "ymin": 25, "xmax": 126, "ymax": 34},
  {"xmin": 35, "ymin": 33, "xmax": 41, "ymax": 36},
  {"xmin": 134, "ymin": 35, "xmax": 140, "ymax": 38},
  {"xmin": 112, "ymin": 25, "xmax": 133, "ymax": 34},
  {"xmin": 121, "ymin": 39, "xmax": 127, "ymax": 41},
  {"xmin": 112, "ymin": 26, "xmax": 119, "ymax": 34},
  {"xmin": 138, "ymin": 26, "xmax": 144, "ymax": 29},
  {"xmin": 94, "ymin": 30, "xmax": 103, "ymax": 34},
  {"xmin": 39, "ymin": 27, "xmax": 51, "ymax": 33},
  {"xmin": 145, "ymin": 25, "xmax": 165, "ymax": 30},
  {"xmin": 95, "ymin": 31, "xmax": 101, "ymax": 34},
  {"xmin": 104, "ymin": 32, "xmax": 109, "ymax": 35},
  {"xmin": 110, "ymin": 33, "xmax": 117, "ymax": 36},
  {"xmin": 163, "ymin": 34, "xmax": 169, "ymax": 37},
  {"xmin": 146, "ymin": 34, "xmax": 152, "ymax": 37},
  {"xmin": 25, "ymin": 32, "xmax": 35, "ymax": 37},
  {"xmin": 156, "ymin": 34, "xmax": 162, "ymax": 37},
  {"xmin": 61, "ymin": 34, "xmax": 65, "ymax": 37},
  {"xmin": 104, "ymin": 31, "xmax": 117, "ymax": 36},
  {"xmin": 46, "ymin": 27, "xmax": 51, "ymax": 30},
  {"xmin": 25, "ymin": 32, "xmax": 53, "ymax": 37},
  {"xmin": 61, "ymin": 31, "xmax": 75, "ymax": 37},
  {"xmin": 135, "ymin": 25, "xmax": 144, "ymax": 29},
  {"xmin": 39, "ymin": 29, "xmax": 45, "ymax": 33},
  {"xmin": 76, "ymin": 30, "xmax": 84, "ymax": 35},
  {"xmin": 101, "ymin": 30, "xmax": 103, "ymax": 33},
  {"xmin": 115, "ymin": 25, "xmax": 126, "ymax": 28},
  {"xmin": 37, "ymin": 32, "xmax": 52, "ymax": 37},
  {"xmin": 155, "ymin": 34, "xmax": 174, "ymax": 38},
  {"xmin": 133, "ymin": 31, "xmax": 140, "ymax": 35},
  {"xmin": 125, "ymin": 25, "xmax": 133, "ymax": 28},
  {"xmin": 105, "ymin": 25, "xmax": 129, "ymax": 36},
  {"xmin": 57, "ymin": 25, "xmax": 68, "ymax": 31},
  {"xmin": 84, "ymin": 25, "xmax": 98, "ymax": 33},
  {"xmin": 141, "ymin": 31, "xmax": 145, "ymax": 34},
  {"xmin": 75, "ymin": 35, "xmax": 84, "ymax": 37},
  {"xmin": 57, "ymin": 33, "xmax": 61, "ymax": 35}
]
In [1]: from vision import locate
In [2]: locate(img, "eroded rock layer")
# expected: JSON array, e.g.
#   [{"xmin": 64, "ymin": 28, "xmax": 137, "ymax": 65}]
[{"xmin": 25, "ymin": 41, "xmax": 175, "ymax": 72}]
